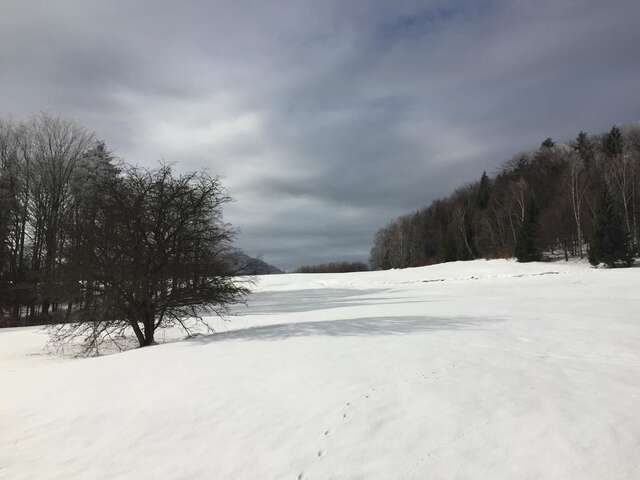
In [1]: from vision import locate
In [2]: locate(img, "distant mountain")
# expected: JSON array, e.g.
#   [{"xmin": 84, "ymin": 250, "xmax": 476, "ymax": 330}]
[{"xmin": 229, "ymin": 251, "xmax": 283, "ymax": 275}]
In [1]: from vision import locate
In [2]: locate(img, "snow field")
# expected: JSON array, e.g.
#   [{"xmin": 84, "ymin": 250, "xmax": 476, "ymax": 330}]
[{"xmin": 2, "ymin": 259, "xmax": 640, "ymax": 479}]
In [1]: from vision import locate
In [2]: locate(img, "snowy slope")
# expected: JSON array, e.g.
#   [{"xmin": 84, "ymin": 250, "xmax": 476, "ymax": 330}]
[{"xmin": 2, "ymin": 259, "xmax": 640, "ymax": 479}]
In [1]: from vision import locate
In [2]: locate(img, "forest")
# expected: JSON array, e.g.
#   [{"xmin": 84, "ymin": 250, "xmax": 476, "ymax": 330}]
[
  {"xmin": 295, "ymin": 261, "xmax": 369, "ymax": 273},
  {"xmin": 370, "ymin": 126, "xmax": 639, "ymax": 270},
  {"xmin": 0, "ymin": 115, "xmax": 246, "ymax": 338}
]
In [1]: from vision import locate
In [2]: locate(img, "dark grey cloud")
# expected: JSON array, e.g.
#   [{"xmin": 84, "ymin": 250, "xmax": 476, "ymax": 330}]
[{"xmin": 2, "ymin": 0, "xmax": 639, "ymax": 270}]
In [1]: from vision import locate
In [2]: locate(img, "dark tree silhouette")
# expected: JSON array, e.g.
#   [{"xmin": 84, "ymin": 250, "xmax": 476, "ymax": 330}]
[
  {"xmin": 476, "ymin": 171, "xmax": 491, "ymax": 209},
  {"xmin": 51, "ymin": 165, "xmax": 249, "ymax": 350},
  {"xmin": 588, "ymin": 188, "xmax": 632, "ymax": 267},
  {"xmin": 541, "ymin": 137, "xmax": 555, "ymax": 149},
  {"xmin": 515, "ymin": 197, "xmax": 541, "ymax": 262},
  {"xmin": 295, "ymin": 262, "xmax": 369, "ymax": 273}
]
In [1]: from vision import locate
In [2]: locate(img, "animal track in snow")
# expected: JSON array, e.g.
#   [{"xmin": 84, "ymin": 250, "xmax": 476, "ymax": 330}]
[{"xmin": 308, "ymin": 388, "xmax": 378, "ymax": 474}]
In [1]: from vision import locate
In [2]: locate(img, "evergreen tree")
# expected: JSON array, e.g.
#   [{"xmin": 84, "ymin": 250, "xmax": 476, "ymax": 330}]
[
  {"xmin": 477, "ymin": 171, "xmax": 491, "ymax": 209},
  {"xmin": 573, "ymin": 131, "xmax": 594, "ymax": 165},
  {"xmin": 541, "ymin": 137, "xmax": 555, "ymax": 149},
  {"xmin": 603, "ymin": 126, "xmax": 623, "ymax": 157},
  {"xmin": 588, "ymin": 188, "xmax": 632, "ymax": 267},
  {"xmin": 515, "ymin": 198, "xmax": 541, "ymax": 262},
  {"xmin": 442, "ymin": 229, "xmax": 457, "ymax": 262}
]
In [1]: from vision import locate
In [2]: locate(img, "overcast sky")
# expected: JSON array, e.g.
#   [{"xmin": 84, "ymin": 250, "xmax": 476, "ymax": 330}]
[{"xmin": 1, "ymin": 1, "xmax": 639, "ymax": 270}]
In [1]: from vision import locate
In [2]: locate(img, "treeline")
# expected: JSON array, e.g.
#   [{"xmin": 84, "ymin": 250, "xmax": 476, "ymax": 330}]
[
  {"xmin": 0, "ymin": 115, "xmax": 246, "ymax": 344},
  {"xmin": 370, "ymin": 126, "xmax": 639, "ymax": 269},
  {"xmin": 295, "ymin": 261, "xmax": 369, "ymax": 273},
  {"xmin": 0, "ymin": 116, "xmax": 105, "ymax": 326},
  {"xmin": 229, "ymin": 251, "xmax": 283, "ymax": 275}
]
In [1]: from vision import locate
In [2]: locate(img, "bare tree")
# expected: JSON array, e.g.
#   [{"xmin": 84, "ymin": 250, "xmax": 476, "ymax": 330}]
[
  {"xmin": 51, "ymin": 164, "xmax": 249, "ymax": 351},
  {"xmin": 566, "ymin": 151, "xmax": 589, "ymax": 257},
  {"xmin": 30, "ymin": 115, "xmax": 95, "ymax": 316},
  {"xmin": 0, "ymin": 115, "xmax": 95, "ymax": 325}
]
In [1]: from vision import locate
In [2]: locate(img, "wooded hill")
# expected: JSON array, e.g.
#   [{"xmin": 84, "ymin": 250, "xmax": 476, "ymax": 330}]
[{"xmin": 370, "ymin": 126, "xmax": 639, "ymax": 269}]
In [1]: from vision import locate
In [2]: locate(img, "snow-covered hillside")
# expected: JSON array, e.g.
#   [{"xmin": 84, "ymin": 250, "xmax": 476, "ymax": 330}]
[{"xmin": 2, "ymin": 259, "xmax": 640, "ymax": 479}]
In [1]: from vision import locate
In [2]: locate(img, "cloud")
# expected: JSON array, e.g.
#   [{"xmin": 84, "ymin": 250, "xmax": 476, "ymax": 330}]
[{"xmin": 1, "ymin": 0, "xmax": 639, "ymax": 270}]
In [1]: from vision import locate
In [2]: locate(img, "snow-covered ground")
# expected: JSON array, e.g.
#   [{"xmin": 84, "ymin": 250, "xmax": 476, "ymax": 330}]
[{"xmin": 2, "ymin": 259, "xmax": 640, "ymax": 479}]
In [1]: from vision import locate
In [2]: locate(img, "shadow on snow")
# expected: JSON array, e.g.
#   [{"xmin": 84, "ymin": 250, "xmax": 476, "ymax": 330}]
[{"xmin": 189, "ymin": 315, "xmax": 498, "ymax": 344}]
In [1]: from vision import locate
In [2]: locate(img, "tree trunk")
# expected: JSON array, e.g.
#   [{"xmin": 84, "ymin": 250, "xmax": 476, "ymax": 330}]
[
  {"xmin": 142, "ymin": 307, "xmax": 156, "ymax": 347},
  {"xmin": 142, "ymin": 331, "xmax": 155, "ymax": 346},
  {"xmin": 130, "ymin": 320, "xmax": 146, "ymax": 348}
]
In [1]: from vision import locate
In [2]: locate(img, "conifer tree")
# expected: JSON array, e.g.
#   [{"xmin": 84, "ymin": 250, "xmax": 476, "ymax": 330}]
[
  {"xmin": 477, "ymin": 171, "xmax": 491, "ymax": 209},
  {"xmin": 515, "ymin": 198, "xmax": 541, "ymax": 262},
  {"xmin": 574, "ymin": 131, "xmax": 594, "ymax": 166},
  {"xmin": 541, "ymin": 137, "xmax": 555, "ymax": 149},
  {"xmin": 603, "ymin": 126, "xmax": 623, "ymax": 157},
  {"xmin": 588, "ymin": 188, "xmax": 632, "ymax": 267}
]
